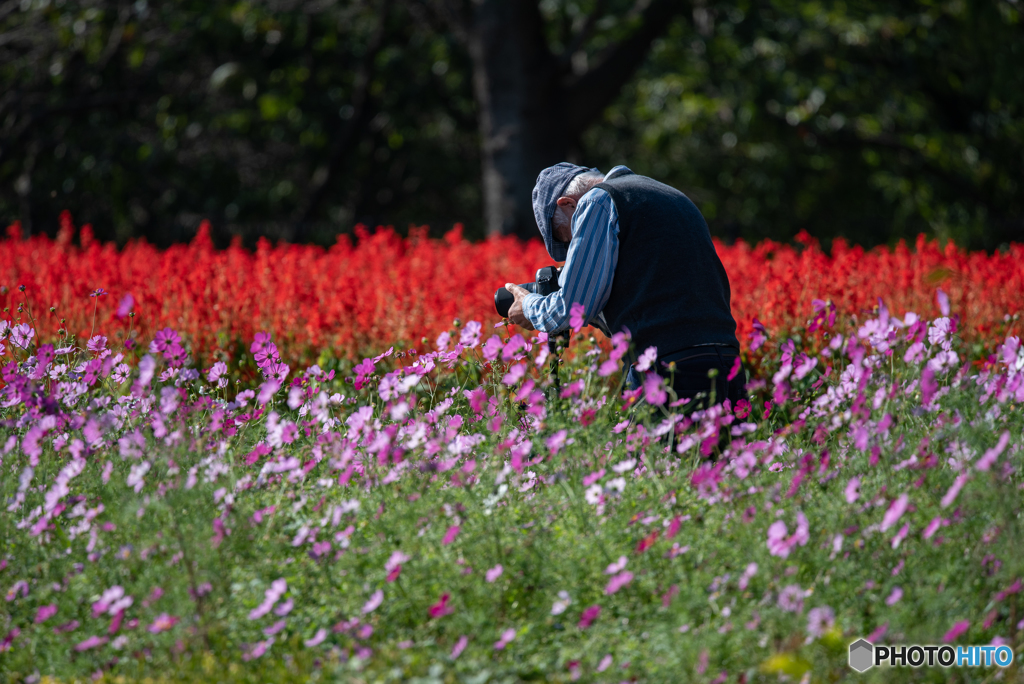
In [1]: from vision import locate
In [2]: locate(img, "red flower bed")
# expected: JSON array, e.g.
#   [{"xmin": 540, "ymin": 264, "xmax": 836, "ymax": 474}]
[{"xmin": 2, "ymin": 212, "xmax": 1022, "ymax": 363}]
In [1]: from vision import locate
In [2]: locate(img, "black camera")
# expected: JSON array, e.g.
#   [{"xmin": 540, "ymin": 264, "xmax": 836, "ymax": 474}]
[{"xmin": 494, "ymin": 266, "xmax": 561, "ymax": 318}]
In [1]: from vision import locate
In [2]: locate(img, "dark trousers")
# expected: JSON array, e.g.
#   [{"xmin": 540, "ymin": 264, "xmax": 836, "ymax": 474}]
[{"xmin": 627, "ymin": 346, "xmax": 746, "ymax": 410}]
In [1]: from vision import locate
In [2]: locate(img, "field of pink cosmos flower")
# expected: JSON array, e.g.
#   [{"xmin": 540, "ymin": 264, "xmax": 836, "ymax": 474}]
[{"xmin": 3, "ymin": 237, "xmax": 1024, "ymax": 682}]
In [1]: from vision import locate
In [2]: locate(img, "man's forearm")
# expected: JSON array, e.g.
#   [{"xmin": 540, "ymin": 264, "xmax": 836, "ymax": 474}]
[{"xmin": 522, "ymin": 293, "xmax": 571, "ymax": 333}]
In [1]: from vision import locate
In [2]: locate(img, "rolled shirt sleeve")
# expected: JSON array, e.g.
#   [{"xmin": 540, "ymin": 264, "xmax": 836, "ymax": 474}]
[{"xmin": 521, "ymin": 187, "xmax": 619, "ymax": 333}]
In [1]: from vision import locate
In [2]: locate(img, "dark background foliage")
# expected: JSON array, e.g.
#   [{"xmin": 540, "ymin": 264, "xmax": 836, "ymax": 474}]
[{"xmin": 1, "ymin": 0, "xmax": 1021, "ymax": 249}]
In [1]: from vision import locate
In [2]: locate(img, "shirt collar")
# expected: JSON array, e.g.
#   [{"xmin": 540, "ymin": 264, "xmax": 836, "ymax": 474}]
[{"xmin": 603, "ymin": 165, "xmax": 633, "ymax": 180}]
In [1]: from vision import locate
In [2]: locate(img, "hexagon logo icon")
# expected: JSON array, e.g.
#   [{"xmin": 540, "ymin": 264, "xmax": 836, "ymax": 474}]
[{"xmin": 849, "ymin": 639, "xmax": 874, "ymax": 672}]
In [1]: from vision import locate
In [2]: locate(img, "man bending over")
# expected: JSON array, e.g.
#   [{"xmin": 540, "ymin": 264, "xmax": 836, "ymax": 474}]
[{"xmin": 503, "ymin": 163, "xmax": 745, "ymax": 407}]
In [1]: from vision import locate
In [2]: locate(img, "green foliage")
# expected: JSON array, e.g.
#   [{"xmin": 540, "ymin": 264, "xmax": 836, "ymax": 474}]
[
  {"xmin": 0, "ymin": 0, "xmax": 479, "ymax": 245},
  {"xmin": 2, "ymin": 311, "xmax": 1024, "ymax": 681},
  {"xmin": 0, "ymin": 1, "xmax": 1022, "ymax": 244},
  {"xmin": 591, "ymin": 0, "xmax": 1024, "ymax": 249}
]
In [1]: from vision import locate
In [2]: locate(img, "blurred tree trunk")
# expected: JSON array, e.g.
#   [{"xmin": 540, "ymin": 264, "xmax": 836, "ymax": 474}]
[
  {"xmin": 457, "ymin": 0, "xmax": 684, "ymax": 240},
  {"xmin": 467, "ymin": 2, "xmax": 564, "ymax": 240}
]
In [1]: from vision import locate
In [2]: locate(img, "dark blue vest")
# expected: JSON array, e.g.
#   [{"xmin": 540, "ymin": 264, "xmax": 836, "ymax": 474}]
[{"xmin": 595, "ymin": 172, "xmax": 739, "ymax": 359}]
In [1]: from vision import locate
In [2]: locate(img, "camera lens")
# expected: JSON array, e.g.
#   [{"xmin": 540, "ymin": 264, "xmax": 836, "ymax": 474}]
[{"xmin": 494, "ymin": 288, "xmax": 514, "ymax": 318}]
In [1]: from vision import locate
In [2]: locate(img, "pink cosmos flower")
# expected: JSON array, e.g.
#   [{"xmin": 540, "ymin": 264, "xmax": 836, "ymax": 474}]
[
  {"xmin": 1000, "ymin": 335, "xmax": 1020, "ymax": 366},
  {"xmin": 502, "ymin": 363, "xmax": 526, "ymax": 386},
  {"xmin": 635, "ymin": 346, "xmax": 658, "ymax": 372},
  {"xmin": 891, "ymin": 524, "xmax": 909, "ymax": 549},
  {"xmin": 943, "ymin": 620, "xmax": 970, "ymax": 643},
  {"xmin": 116, "ymin": 293, "xmax": 134, "ymax": 318},
  {"xmin": 738, "ymin": 563, "xmax": 758, "ymax": 590},
  {"xmin": 92, "ymin": 586, "xmax": 132, "ymax": 616},
  {"xmin": 605, "ymin": 556, "xmax": 628, "ymax": 574},
  {"xmin": 546, "ymin": 429, "xmax": 567, "ymax": 455},
  {"xmin": 482, "ymin": 335, "xmax": 502, "ymax": 361},
  {"xmin": 257, "ymin": 379, "xmax": 280, "ymax": 404},
  {"xmin": 10, "ymin": 323, "xmax": 34, "ymax": 349},
  {"xmin": 304, "ymin": 628, "xmax": 327, "ymax": 647},
  {"xmin": 265, "ymin": 361, "xmax": 290, "ymax": 383},
  {"xmin": 597, "ymin": 654, "xmax": 613, "ymax": 672},
  {"xmin": 6, "ymin": 580, "xmax": 29, "ymax": 601},
  {"xmin": 806, "ymin": 606, "xmax": 835, "ymax": 638},
  {"xmin": 53, "ymin": 620, "xmax": 80, "ymax": 634},
  {"xmin": 569, "ymin": 303, "xmax": 586, "ymax": 332},
  {"xmin": 207, "ymin": 361, "xmax": 228, "ymax": 385},
  {"xmin": 362, "ymin": 590, "xmax": 383, "ymax": 614},
  {"xmin": 442, "ymin": 525, "xmax": 460, "ymax": 545},
  {"xmin": 749, "ymin": 318, "xmax": 767, "ymax": 351},
  {"xmin": 249, "ymin": 578, "xmax": 287, "ymax": 620},
  {"xmin": 35, "ymin": 604, "xmax": 58, "ymax": 623},
  {"xmin": 1, "ymin": 626, "xmax": 20, "ymax": 652},
  {"xmin": 727, "ymin": 355, "xmax": 743, "ymax": 381},
  {"xmin": 696, "ymin": 649, "xmax": 709, "ymax": 674},
  {"xmin": 459, "ymin": 321, "xmax": 482, "ymax": 348},
  {"xmin": 551, "ymin": 591, "xmax": 571, "ymax": 615},
  {"xmin": 250, "ymin": 331, "xmax": 276, "ymax": 359},
  {"xmin": 778, "ymin": 585, "xmax": 805, "ymax": 613},
  {"xmin": 274, "ymin": 598, "xmax": 294, "ymax": 616},
  {"xmin": 605, "ymin": 571, "xmax": 633, "ymax": 595},
  {"xmin": 385, "ymin": 550, "xmax": 410, "ymax": 573},
  {"xmin": 578, "ymin": 605, "xmax": 601, "ymax": 629},
  {"xmin": 793, "ymin": 354, "xmax": 818, "ymax": 380},
  {"xmin": 451, "ymin": 635, "xmax": 469, "ymax": 659},
  {"xmin": 941, "ymin": 474, "xmax": 968, "ymax": 509},
  {"xmin": 263, "ymin": 619, "xmax": 286, "ymax": 636},
  {"xmin": 904, "ymin": 341, "xmax": 925, "ymax": 363},
  {"xmin": 886, "ymin": 587, "xmax": 903, "ymax": 605},
  {"xmin": 793, "ymin": 511, "xmax": 809, "ymax": 545},
  {"xmin": 844, "ymin": 477, "xmax": 860, "ymax": 503},
  {"xmin": 142, "ymin": 585, "xmax": 163, "ymax": 606},
  {"xmin": 429, "ymin": 593, "xmax": 453, "ymax": 619},
  {"xmin": 920, "ymin": 366, "xmax": 938, "ymax": 405},
  {"xmin": 148, "ymin": 613, "xmax": 180, "ymax": 633},
  {"xmin": 242, "ymin": 637, "xmax": 274, "ymax": 661},
  {"xmin": 643, "ymin": 372, "xmax": 667, "ymax": 406},
  {"xmin": 486, "ymin": 565, "xmax": 503, "ymax": 583},
  {"xmin": 937, "ymin": 288, "xmax": 950, "ymax": 316},
  {"xmin": 493, "ymin": 627, "xmax": 516, "ymax": 650},
  {"xmin": 582, "ymin": 469, "xmax": 605, "ymax": 487},
  {"xmin": 75, "ymin": 635, "xmax": 109, "ymax": 651},
  {"xmin": 151, "ymin": 327, "xmax": 182, "ymax": 353},
  {"xmin": 880, "ymin": 493, "xmax": 909, "ymax": 532},
  {"xmin": 309, "ymin": 542, "xmax": 331, "ymax": 560},
  {"xmin": 922, "ymin": 517, "xmax": 944, "ymax": 539},
  {"xmin": 767, "ymin": 521, "xmax": 790, "ymax": 558},
  {"xmin": 867, "ymin": 623, "xmax": 889, "ymax": 642},
  {"xmin": 502, "ymin": 334, "xmax": 527, "ymax": 362},
  {"xmin": 976, "ymin": 431, "xmax": 1010, "ymax": 472}
]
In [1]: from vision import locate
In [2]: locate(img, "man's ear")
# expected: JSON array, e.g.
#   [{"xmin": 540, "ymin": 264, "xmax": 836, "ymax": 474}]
[{"xmin": 555, "ymin": 196, "xmax": 577, "ymax": 211}]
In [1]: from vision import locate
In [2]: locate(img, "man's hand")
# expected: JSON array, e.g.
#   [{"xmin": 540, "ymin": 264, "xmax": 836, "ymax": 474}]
[{"xmin": 504, "ymin": 283, "xmax": 536, "ymax": 331}]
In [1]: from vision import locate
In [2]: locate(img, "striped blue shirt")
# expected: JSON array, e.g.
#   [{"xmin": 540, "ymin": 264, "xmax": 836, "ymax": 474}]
[{"xmin": 522, "ymin": 165, "xmax": 631, "ymax": 334}]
